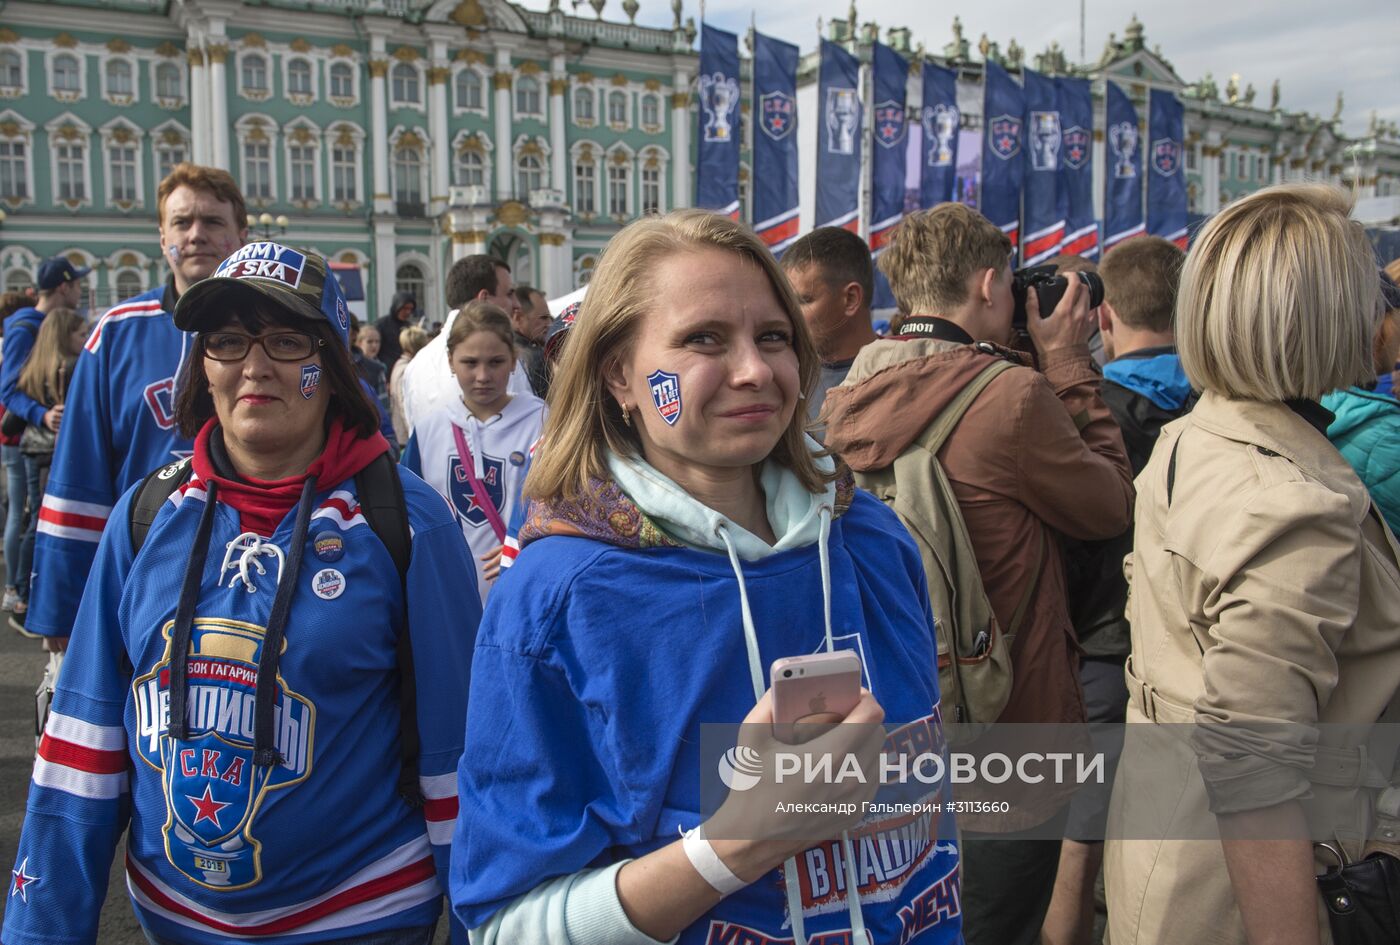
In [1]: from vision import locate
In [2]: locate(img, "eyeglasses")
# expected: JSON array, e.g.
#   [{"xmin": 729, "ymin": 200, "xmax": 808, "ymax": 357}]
[{"xmin": 200, "ymin": 331, "xmax": 324, "ymax": 363}]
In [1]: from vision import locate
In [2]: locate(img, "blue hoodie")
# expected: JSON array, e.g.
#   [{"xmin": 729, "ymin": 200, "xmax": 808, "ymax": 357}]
[
  {"xmin": 1322, "ymin": 385, "xmax": 1400, "ymax": 534},
  {"xmin": 452, "ymin": 448, "xmax": 962, "ymax": 945}
]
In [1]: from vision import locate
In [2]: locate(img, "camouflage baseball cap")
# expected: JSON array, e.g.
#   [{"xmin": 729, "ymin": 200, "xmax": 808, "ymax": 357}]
[{"xmin": 173, "ymin": 241, "xmax": 351, "ymax": 348}]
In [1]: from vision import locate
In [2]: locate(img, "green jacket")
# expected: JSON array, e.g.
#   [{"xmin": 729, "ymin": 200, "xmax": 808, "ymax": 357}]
[{"xmin": 1322, "ymin": 385, "xmax": 1400, "ymax": 535}]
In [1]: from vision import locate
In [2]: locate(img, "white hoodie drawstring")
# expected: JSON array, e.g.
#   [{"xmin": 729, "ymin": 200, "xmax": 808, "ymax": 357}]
[
  {"xmin": 218, "ymin": 532, "xmax": 286, "ymax": 593},
  {"xmin": 716, "ymin": 506, "xmax": 870, "ymax": 945}
]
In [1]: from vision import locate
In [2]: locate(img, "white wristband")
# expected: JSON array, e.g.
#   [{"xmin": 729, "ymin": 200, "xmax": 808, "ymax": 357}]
[{"xmin": 681, "ymin": 824, "xmax": 748, "ymax": 896}]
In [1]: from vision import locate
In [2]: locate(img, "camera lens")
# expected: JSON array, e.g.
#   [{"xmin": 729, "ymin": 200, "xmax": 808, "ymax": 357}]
[{"xmin": 783, "ymin": 669, "xmax": 793, "ymax": 678}]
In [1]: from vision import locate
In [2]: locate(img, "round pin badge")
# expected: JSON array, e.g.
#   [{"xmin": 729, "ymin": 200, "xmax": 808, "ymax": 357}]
[
  {"xmin": 312, "ymin": 531, "xmax": 344, "ymax": 562},
  {"xmin": 509, "ymin": 451, "xmax": 526, "ymax": 467},
  {"xmin": 312, "ymin": 568, "xmax": 345, "ymax": 600}
]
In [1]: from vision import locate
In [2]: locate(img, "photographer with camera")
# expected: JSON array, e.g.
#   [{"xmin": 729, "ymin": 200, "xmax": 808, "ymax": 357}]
[{"xmin": 821, "ymin": 203, "xmax": 1133, "ymax": 945}]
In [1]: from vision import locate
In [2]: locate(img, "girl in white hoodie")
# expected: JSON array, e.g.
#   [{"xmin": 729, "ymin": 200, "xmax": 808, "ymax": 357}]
[{"xmin": 402, "ymin": 301, "xmax": 546, "ymax": 601}]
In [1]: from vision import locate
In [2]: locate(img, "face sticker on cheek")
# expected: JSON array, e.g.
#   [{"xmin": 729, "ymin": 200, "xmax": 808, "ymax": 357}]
[
  {"xmin": 300, "ymin": 364, "xmax": 322, "ymax": 400},
  {"xmin": 646, "ymin": 369, "xmax": 682, "ymax": 426}
]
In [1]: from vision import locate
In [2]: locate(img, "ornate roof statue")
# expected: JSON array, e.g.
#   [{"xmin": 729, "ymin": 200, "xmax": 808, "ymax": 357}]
[
  {"xmin": 621, "ymin": 0, "xmax": 638, "ymax": 23},
  {"xmin": 589, "ymin": 0, "xmax": 606, "ymax": 19},
  {"xmin": 1198, "ymin": 71, "xmax": 1218, "ymax": 101},
  {"xmin": 671, "ymin": 0, "xmax": 681, "ymax": 29},
  {"xmin": 1006, "ymin": 38, "xmax": 1023, "ymax": 69},
  {"xmin": 1270, "ymin": 79, "xmax": 1281, "ymax": 111},
  {"xmin": 1225, "ymin": 73, "xmax": 1239, "ymax": 105},
  {"xmin": 952, "ymin": 15, "xmax": 964, "ymax": 46},
  {"xmin": 1243, "ymin": 83, "xmax": 1256, "ymax": 106},
  {"xmin": 1332, "ymin": 91, "xmax": 1344, "ymax": 123},
  {"xmin": 978, "ymin": 32, "xmax": 991, "ymax": 61},
  {"xmin": 1124, "ymin": 13, "xmax": 1145, "ymax": 52},
  {"xmin": 1101, "ymin": 32, "xmax": 1118, "ymax": 63},
  {"xmin": 848, "ymin": 1, "xmax": 858, "ymax": 32}
]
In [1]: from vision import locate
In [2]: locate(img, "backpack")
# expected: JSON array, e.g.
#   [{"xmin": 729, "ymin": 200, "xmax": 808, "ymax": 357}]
[
  {"xmin": 852, "ymin": 359, "xmax": 1040, "ymax": 737},
  {"xmin": 129, "ymin": 452, "xmax": 424, "ymax": 806}
]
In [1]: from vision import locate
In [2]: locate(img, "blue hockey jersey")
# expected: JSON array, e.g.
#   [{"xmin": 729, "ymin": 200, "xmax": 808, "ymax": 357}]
[
  {"xmin": 452, "ymin": 479, "xmax": 963, "ymax": 944},
  {"xmin": 30, "ymin": 284, "xmax": 193, "ymax": 637},
  {"xmin": 1, "ymin": 305, "xmax": 49, "ymax": 426},
  {"xmin": 4, "ymin": 462, "xmax": 481, "ymax": 944}
]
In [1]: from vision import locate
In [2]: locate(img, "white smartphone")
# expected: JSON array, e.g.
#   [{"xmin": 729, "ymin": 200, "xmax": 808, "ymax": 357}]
[{"xmin": 770, "ymin": 651, "xmax": 863, "ymax": 743}]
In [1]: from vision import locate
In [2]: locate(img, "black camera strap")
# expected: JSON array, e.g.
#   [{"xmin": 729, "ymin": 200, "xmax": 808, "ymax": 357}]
[{"xmin": 896, "ymin": 316, "xmax": 974, "ymax": 344}]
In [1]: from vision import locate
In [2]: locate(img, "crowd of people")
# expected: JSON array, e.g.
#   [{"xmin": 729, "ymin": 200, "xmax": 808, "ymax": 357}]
[{"xmin": 1, "ymin": 160, "xmax": 1398, "ymax": 945}]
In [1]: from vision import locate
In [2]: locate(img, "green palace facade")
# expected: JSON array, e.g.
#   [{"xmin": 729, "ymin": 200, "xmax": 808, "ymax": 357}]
[{"xmin": 1, "ymin": 1, "xmax": 1397, "ymax": 317}]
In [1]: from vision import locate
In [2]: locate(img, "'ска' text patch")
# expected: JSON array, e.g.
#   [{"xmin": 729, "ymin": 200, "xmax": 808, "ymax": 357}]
[{"xmin": 214, "ymin": 242, "xmax": 306, "ymax": 290}]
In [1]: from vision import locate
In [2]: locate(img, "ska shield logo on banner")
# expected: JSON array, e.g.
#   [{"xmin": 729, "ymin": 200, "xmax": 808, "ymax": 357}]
[
  {"xmin": 648, "ymin": 370, "xmax": 682, "ymax": 426},
  {"xmin": 1152, "ymin": 138, "xmax": 1182, "ymax": 176},
  {"xmin": 988, "ymin": 114, "xmax": 1022, "ymax": 160},
  {"xmin": 1029, "ymin": 111, "xmax": 1062, "ymax": 171},
  {"xmin": 449, "ymin": 454, "xmax": 506, "ymax": 528},
  {"xmin": 1063, "ymin": 126, "xmax": 1090, "ymax": 169},
  {"xmin": 824, "ymin": 87, "xmax": 860, "ymax": 155},
  {"xmin": 759, "ymin": 91, "xmax": 797, "ymax": 141},
  {"xmin": 1110, "ymin": 122, "xmax": 1140, "ymax": 178},
  {"xmin": 923, "ymin": 104, "xmax": 959, "ymax": 167},
  {"xmin": 873, "ymin": 100, "xmax": 906, "ymax": 148},
  {"xmin": 214, "ymin": 242, "xmax": 307, "ymax": 290},
  {"xmin": 698, "ymin": 71, "xmax": 741, "ymax": 143}
]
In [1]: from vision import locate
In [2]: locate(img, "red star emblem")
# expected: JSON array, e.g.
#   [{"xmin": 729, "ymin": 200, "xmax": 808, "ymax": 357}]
[
  {"xmin": 772, "ymin": 116, "xmax": 786, "ymax": 130},
  {"xmin": 10, "ymin": 856, "xmax": 39, "ymax": 903},
  {"xmin": 186, "ymin": 785, "xmax": 232, "ymax": 829}
]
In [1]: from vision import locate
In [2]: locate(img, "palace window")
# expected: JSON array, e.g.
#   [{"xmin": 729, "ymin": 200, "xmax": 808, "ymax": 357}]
[
  {"xmin": 0, "ymin": 51, "xmax": 22, "ymax": 93},
  {"xmin": 108, "ymin": 143, "xmax": 137, "ymax": 202},
  {"xmin": 573, "ymin": 157, "xmax": 596, "ymax": 215},
  {"xmin": 52, "ymin": 54, "xmax": 81, "ymax": 94},
  {"xmin": 516, "ymin": 152, "xmax": 543, "ymax": 198},
  {"xmin": 608, "ymin": 90, "xmax": 627, "ymax": 127},
  {"xmin": 241, "ymin": 54, "xmax": 268, "ymax": 93},
  {"xmin": 641, "ymin": 94, "xmax": 661, "ymax": 129},
  {"xmin": 607, "ymin": 162, "xmax": 629, "ymax": 216},
  {"xmin": 331, "ymin": 144, "xmax": 357, "ymax": 202},
  {"xmin": 243, "ymin": 140, "xmax": 272, "ymax": 200},
  {"xmin": 155, "ymin": 62, "xmax": 182, "ymax": 101},
  {"xmin": 573, "ymin": 87, "xmax": 594, "ymax": 124},
  {"xmin": 515, "ymin": 76, "xmax": 542, "ymax": 117},
  {"xmin": 391, "ymin": 63, "xmax": 420, "ymax": 106},
  {"xmin": 115, "ymin": 270, "xmax": 144, "ymax": 299},
  {"xmin": 329, "ymin": 63, "xmax": 354, "ymax": 99},
  {"xmin": 396, "ymin": 262, "xmax": 425, "ymax": 301},
  {"xmin": 456, "ymin": 70, "xmax": 483, "ymax": 110},
  {"xmin": 0, "ymin": 139, "xmax": 27, "ymax": 199},
  {"xmin": 289, "ymin": 144, "xmax": 316, "ymax": 201},
  {"xmin": 455, "ymin": 149, "xmax": 484, "ymax": 187},
  {"xmin": 287, "ymin": 58, "xmax": 313, "ymax": 97},
  {"xmin": 393, "ymin": 145, "xmax": 422, "ymax": 205},
  {"xmin": 641, "ymin": 163, "xmax": 661, "ymax": 215},
  {"xmin": 106, "ymin": 60, "xmax": 134, "ymax": 98},
  {"xmin": 155, "ymin": 140, "xmax": 185, "ymax": 181},
  {"xmin": 56, "ymin": 141, "xmax": 86, "ymax": 201}
]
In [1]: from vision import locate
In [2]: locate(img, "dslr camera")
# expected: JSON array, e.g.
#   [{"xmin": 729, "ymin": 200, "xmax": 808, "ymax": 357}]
[{"xmin": 1011, "ymin": 265, "xmax": 1105, "ymax": 329}]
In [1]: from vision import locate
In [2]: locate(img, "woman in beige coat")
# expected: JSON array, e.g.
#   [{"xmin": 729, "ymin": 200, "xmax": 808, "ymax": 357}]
[{"xmin": 1105, "ymin": 184, "xmax": 1400, "ymax": 945}]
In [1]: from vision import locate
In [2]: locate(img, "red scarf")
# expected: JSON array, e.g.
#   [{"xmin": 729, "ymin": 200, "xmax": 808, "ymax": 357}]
[{"xmin": 192, "ymin": 418, "xmax": 390, "ymax": 536}]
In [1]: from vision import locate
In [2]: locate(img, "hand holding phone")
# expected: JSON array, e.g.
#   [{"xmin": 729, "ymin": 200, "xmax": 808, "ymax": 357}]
[{"xmin": 770, "ymin": 651, "xmax": 863, "ymax": 744}]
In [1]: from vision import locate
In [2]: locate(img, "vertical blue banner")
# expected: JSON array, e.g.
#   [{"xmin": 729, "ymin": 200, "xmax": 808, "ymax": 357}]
[
  {"xmin": 752, "ymin": 32, "xmax": 800, "ymax": 255},
  {"xmin": 920, "ymin": 62, "xmax": 960, "ymax": 207},
  {"xmin": 815, "ymin": 40, "xmax": 862, "ymax": 232},
  {"xmin": 1056, "ymin": 76, "xmax": 1097, "ymax": 258},
  {"xmin": 981, "ymin": 60, "xmax": 1025, "ymax": 257},
  {"xmin": 696, "ymin": 23, "xmax": 741, "ymax": 217},
  {"xmin": 869, "ymin": 42, "xmax": 909, "ymax": 253},
  {"xmin": 1147, "ymin": 88, "xmax": 1188, "ymax": 248},
  {"xmin": 1104, "ymin": 80, "xmax": 1145, "ymax": 249},
  {"xmin": 1021, "ymin": 67, "xmax": 1066, "ymax": 265}
]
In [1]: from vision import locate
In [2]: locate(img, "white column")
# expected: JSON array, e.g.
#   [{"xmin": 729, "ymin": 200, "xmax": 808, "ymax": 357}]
[
  {"xmin": 549, "ymin": 54, "xmax": 567, "ymax": 193},
  {"xmin": 206, "ymin": 22, "xmax": 230, "ymax": 171},
  {"xmin": 369, "ymin": 36, "xmax": 392, "ymax": 215},
  {"xmin": 374, "ymin": 219, "xmax": 396, "ymax": 316},
  {"xmin": 428, "ymin": 39, "xmax": 450, "ymax": 216},
  {"xmin": 493, "ymin": 48, "xmax": 513, "ymax": 201},
  {"xmin": 1202, "ymin": 131, "xmax": 1222, "ymax": 214},
  {"xmin": 539, "ymin": 235, "xmax": 561, "ymax": 296},
  {"xmin": 671, "ymin": 68, "xmax": 691, "ymax": 208},
  {"xmin": 188, "ymin": 45, "xmax": 209, "ymax": 166}
]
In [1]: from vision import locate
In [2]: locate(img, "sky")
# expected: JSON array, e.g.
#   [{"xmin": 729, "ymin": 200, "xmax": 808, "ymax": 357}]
[{"xmin": 523, "ymin": 0, "xmax": 1400, "ymax": 137}]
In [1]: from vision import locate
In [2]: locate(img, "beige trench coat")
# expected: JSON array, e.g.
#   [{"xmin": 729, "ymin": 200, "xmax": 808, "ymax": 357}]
[{"xmin": 1105, "ymin": 392, "xmax": 1400, "ymax": 945}]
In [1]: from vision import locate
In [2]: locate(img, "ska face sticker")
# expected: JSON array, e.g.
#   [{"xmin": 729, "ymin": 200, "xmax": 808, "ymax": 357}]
[
  {"xmin": 647, "ymin": 370, "xmax": 682, "ymax": 426},
  {"xmin": 300, "ymin": 364, "xmax": 321, "ymax": 400}
]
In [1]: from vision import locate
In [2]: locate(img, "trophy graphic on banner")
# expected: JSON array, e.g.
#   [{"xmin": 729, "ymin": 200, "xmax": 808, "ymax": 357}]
[
  {"xmin": 825, "ymin": 87, "xmax": 860, "ymax": 155},
  {"xmin": 1030, "ymin": 111, "xmax": 1062, "ymax": 171},
  {"xmin": 923, "ymin": 103, "xmax": 959, "ymax": 167},
  {"xmin": 698, "ymin": 72, "xmax": 740, "ymax": 143},
  {"xmin": 1110, "ymin": 121, "xmax": 1139, "ymax": 178}
]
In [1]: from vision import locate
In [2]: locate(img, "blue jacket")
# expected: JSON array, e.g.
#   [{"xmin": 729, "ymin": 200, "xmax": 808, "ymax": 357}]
[
  {"xmin": 29, "ymin": 285, "xmax": 193, "ymax": 637},
  {"xmin": 4, "ymin": 462, "xmax": 480, "ymax": 944},
  {"xmin": 1, "ymin": 305, "xmax": 48, "ymax": 426},
  {"xmin": 452, "ymin": 480, "xmax": 962, "ymax": 945},
  {"xmin": 1322, "ymin": 385, "xmax": 1400, "ymax": 534}
]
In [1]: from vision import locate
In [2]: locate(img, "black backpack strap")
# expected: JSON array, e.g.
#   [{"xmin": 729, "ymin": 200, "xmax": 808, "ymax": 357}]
[
  {"xmin": 353, "ymin": 452, "xmax": 421, "ymax": 807},
  {"xmin": 129, "ymin": 458, "xmax": 194, "ymax": 553}
]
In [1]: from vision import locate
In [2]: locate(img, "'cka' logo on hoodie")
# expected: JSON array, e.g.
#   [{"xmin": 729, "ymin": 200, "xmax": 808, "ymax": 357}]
[{"xmin": 133, "ymin": 618, "xmax": 315, "ymax": 891}]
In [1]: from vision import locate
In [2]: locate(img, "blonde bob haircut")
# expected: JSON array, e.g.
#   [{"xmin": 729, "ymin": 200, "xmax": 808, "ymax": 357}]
[
  {"xmin": 1177, "ymin": 183, "xmax": 1380, "ymax": 402},
  {"xmin": 527, "ymin": 209, "xmax": 830, "ymax": 502}
]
